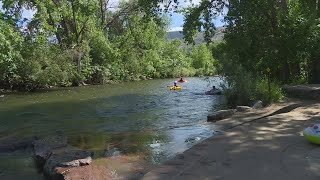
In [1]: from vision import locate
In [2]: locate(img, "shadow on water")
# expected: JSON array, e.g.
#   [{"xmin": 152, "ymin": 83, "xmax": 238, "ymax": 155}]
[{"xmin": 0, "ymin": 77, "xmax": 225, "ymax": 179}]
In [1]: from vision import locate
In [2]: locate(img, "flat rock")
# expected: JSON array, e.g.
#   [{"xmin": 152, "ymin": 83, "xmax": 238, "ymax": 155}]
[
  {"xmin": 43, "ymin": 147, "xmax": 92, "ymax": 179},
  {"xmin": 56, "ymin": 164, "xmax": 113, "ymax": 180},
  {"xmin": 236, "ymin": 106, "xmax": 252, "ymax": 112},
  {"xmin": 207, "ymin": 109, "xmax": 236, "ymax": 122}
]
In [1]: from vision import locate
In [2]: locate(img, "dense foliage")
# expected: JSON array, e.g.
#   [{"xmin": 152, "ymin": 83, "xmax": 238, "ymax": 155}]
[
  {"xmin": 0, "ymin": 0, "xmax": 216, "ymax": 91},
  {"xmin": 179, "ymin": 0, "xmax": 320, "ymax": 105},
  {"xmin": 3, "ymin": 0, "xmax": 318, "ymax": 106}
]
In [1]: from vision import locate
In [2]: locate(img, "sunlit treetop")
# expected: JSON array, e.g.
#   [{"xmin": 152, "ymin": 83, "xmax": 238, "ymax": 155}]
[{"xmin": 138, "ymin": 0, "xmax": 227, "ymax": 44}]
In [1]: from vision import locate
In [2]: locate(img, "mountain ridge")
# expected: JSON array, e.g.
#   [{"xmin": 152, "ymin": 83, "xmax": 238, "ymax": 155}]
[{"xmin": 167, "ymin": 27, "xmax": 225, "ymax": 44}]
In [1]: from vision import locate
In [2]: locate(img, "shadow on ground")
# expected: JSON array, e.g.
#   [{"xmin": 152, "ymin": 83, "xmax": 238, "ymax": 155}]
[{"xmin": 142, "ymin": 101, "xmax": 320, "ymax": 180}]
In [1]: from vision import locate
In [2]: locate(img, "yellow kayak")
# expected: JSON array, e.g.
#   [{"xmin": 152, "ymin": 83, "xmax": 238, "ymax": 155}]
[{"xmin": 169, "ymin": 86, "xmax": 182, "ymax": 90}]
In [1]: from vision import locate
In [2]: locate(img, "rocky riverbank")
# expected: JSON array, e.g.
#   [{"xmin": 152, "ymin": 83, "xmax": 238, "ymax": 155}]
[
  {"xmin": 142, "ymin": 85, "xmax": 320, "ymax": 180},
  {"xmin": 142, "ymin": 99, "xmax": 320, "ymax": 180},
  {"xmin": 0, "ymin": 132, "xmax": 113, "ymax": 180}
]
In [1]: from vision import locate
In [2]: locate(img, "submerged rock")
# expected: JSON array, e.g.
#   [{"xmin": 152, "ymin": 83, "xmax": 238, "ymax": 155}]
[
  {"xmin": 33, "ymin": 134, "xmax": 68, "ymax": 165},
  {"xmin": 207, "ymin": 109, "xmax": 237, "ymax": 122},
  {"xmin": 185, "ymin": 137, "xmax": 201, "ymax": 143},
  {"xmin": 0, "ymin": 136, "xmax": 37, "ymax": 153},
  {"xmin": 16, "ymin": 112, "xmax": 46, "ymax": 117}
]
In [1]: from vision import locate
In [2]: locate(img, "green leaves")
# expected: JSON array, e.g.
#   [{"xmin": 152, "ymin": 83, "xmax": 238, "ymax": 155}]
[
  {"xmin": 0, "ymin": 0, "xmax": 219, "ymax": 90},
  {"xmin": 0, "ymin": 19, "xmax": 23, "ymax": 88}
]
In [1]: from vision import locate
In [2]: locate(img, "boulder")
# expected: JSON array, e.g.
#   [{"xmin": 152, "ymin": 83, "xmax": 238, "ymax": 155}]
[
  {"xmin": 33, "ymin": 134, "xmax": 96, "ymax": 180},
  {"xmin": 236, "ymin": 106, "xmax": 252, "ymax": 112},
  {"xmin": 33, "ymin": 134, "xmax": 68, "ymax": 166},
  {"xmin": 252, "ymin": 101, "xmax": 263, "ymax": 109},
  {"xmin": 43, "ymin": 147, "xmax": 92, "ymax": 179},
  {"xmin": 207, "ymin": 109, "xmax": 237, "ymax": 122}
]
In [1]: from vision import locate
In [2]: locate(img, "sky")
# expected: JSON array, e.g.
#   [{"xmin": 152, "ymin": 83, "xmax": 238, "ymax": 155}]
[
  {"xmin": 169, "ymin": 13, "xmax": 225, "ymax": 32},
  {"xmin": 0, "ymin": 0, "xmax": 225, "ymax": 31}
]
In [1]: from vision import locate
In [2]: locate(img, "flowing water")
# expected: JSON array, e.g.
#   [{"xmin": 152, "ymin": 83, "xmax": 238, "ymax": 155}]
[{"xmin": 0, "ymin": 77, "xmax": 225, "ymax": 179}]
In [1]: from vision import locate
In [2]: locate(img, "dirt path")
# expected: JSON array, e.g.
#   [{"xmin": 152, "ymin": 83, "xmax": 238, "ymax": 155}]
[{"xmin": 142, "ymin": 100, "xmax": 320, "ymax": 180}]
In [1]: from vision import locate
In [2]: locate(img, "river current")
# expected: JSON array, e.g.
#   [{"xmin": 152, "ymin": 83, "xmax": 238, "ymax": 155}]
[{"xmin": 0, "ymin": 77, "xmax": 225, "ymax": 179}]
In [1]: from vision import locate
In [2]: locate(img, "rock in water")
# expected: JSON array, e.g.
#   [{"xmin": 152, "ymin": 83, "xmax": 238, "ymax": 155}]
[
  {"xmin": 43, "ymin": 147, "xmax": 92, "ymax": 179},
  {"xmin": 33, "ymin": 134, "xmax": 68, "ymax": 166},
  {"xmin": 33, "ymin": 134, "xmax": 94, "ymax": 180},
  {"xmin": 207, "ymin": 109, "xmax": 237, "ymax": 122},
  {"xmin": 0, "ymin": 136, "xmax": 37, "ymax": 153}
]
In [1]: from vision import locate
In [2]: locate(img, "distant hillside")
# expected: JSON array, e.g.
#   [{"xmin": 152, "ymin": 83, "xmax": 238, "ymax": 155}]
[
  {"xmin": 167, "ymin": 27, "xmax": 225, "ymax": 44},
  {"xmin": 167, "ymin": 31, "xmax": 185, "ymax": 40}
]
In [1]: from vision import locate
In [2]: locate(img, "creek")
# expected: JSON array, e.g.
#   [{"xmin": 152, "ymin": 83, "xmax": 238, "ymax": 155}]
[{"xmin": 0, "ymin": 77, "xmax": 225, "ymax": 179}]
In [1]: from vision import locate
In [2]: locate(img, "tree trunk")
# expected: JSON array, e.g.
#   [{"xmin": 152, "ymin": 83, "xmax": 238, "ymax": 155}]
[
  {"xmin": 77, "ymin": 52, "xmax": 82, "ymax": 74},
  {"xmin": 280, "ymin": 0, "xmax": 288, "ymax": 13},
  {"xmin": 70, "ymin": 0, "xmax": 81, "ymax": 74},
  {"xmin": 282, "ymin": 60, "xmax": 291, "ymax": 83},
  {"xmin": 270, "ymin": 5, "xmax": 277, "ymax": 31},
  {"xmin": 71, "ymin": 0, "xmax": 79, "ymax": 44},
  {"xmin": 99, "ymin": 0, "xmax": 107, "ymax": 26},
  {"xmin": 309, "ymin": 56, "xmax": 320, "ymax": 83}
]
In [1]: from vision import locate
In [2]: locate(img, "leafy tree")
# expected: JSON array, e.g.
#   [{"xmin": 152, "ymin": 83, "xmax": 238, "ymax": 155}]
[
  {"xmin": 190, "ymin": 44, "xmax": 216, "ymax": 76},
  {"xmin": 0, "ymin": 17, "xmax": 23, "ymax": 89},
  {"xmin": 0, "ymin": 0, "xmax": 219, "ymax": 91}
]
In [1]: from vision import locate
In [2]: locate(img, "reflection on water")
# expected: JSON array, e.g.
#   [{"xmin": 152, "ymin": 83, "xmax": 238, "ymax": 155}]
[{"xmin": 0, "ymin": 77, "xmax": 225, "ymax": 179}]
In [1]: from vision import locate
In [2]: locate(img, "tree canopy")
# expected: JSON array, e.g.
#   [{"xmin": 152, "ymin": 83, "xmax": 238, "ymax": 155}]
[
  {"xmin": 0, "ymin": 0, "xmax": 217, "ymax": 91},
  {"xmin": 177, "ymin": 0, "xmax": 320, "ymax": 105},
  {"xmin": 2, "ymin": 0, "xmax": 318, "ymax": 106}
]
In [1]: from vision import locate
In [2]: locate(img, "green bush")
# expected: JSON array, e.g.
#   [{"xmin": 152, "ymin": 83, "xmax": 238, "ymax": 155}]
[
  {"xmin": 222, "ymin": 70, "xmax": 256, "ymax": 107},
  {"xmin": 254, "ymin": 78, "xmax": 284, "ymax": 105},
  {"xmin": 220, "ymin": 61, "xmax": 283, "ymax": 107}
]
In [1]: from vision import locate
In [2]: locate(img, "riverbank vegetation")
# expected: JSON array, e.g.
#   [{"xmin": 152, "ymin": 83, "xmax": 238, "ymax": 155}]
[
  {"xmin": 0, "ymin": 0, "xmax": 216, "ymax": 91},
  {"xmin": 2, "ymin": 0, "xmax": 319, "ymax": 107},
  {"xmin": 179, "ymin": 0, "xmax": 320, "ymax": 106}
]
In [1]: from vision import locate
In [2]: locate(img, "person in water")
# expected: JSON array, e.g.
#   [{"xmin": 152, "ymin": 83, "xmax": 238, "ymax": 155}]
[
  {"xmin": 178, "ymin": 77, "xmax": 187, "ymax": 82},
  {"xmin": 174, "ymin": 81, "xmax": 178, "ymax": 87},
  {"xmin": 206, "ymin": 85, "xmax": 222, "ymax": 95}
]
